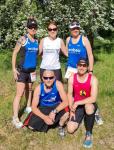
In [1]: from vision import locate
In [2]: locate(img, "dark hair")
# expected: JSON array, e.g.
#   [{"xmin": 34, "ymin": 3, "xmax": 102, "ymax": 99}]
[
  {"xmin": 27, "ymin": 17, "xmax": 37, "ymax": 28},
  {"xmin": 47, "ymin": 20, "xmax": 58, "ymax": 29}
]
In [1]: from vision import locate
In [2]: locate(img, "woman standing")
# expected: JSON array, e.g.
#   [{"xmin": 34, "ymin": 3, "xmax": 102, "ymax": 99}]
[
  {"xmin": 39, "ymin": 21, "xmax": 68, "ymax": 82},
  {"xmin": 12, "ymin": 17, "xmax": 38, "ymax": 128},
  {"xmin": 65, "ymin": 20, "xmax": 94, "ymax": 79}
]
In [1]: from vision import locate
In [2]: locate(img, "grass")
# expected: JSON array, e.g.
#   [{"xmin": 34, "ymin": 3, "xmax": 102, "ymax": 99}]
[{"xmin": 0, "ymin": 51, "xmax": 114, "ymax": 150}]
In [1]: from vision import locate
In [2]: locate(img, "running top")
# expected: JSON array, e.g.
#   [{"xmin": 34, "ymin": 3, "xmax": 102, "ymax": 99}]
[
  {"xmin": 18, "ymin": 35, "xmax": 38, "ymax": 72},
  {"xmin": 40, "ymin": 37, "xmax": 61, "ymax": 70},
  {"xmin": 67, "ymin": 35, "xmax": 87, "ymax": 68},
  {"xmin": 39, "ymin": 81, "xmax": 61, "ymax": 107},
  {"xmin": 73, "ymin": 73, "xmax": 92, "ymax": 102}
]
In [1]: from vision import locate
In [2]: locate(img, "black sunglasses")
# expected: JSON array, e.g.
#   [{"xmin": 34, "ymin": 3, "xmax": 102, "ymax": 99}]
[
  {"xmin": 71, "ymin": 27, "xmax": 80, "ymax": 31},
  {"xmin": 48, "ymin": 28, "xmax": 57, "ymax": 32},
  {"xmin": 43, "ymin": 76, "xmax": 54, "ymax": 80},
  {"xmin": 77, "ymin": 63, "xmax": 87, "ymax": 67},
  {"xmin": 28, "ymin": 26, "xmax": 37, "ymax": 30}
]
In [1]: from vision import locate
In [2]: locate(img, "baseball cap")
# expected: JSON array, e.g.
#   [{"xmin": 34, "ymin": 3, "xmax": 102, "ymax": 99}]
[
  {"xmin": 77, "ymin": 58, "xmax": 89, "ymax": 66},
  {"xmin": 27, "ymin": 18, "xmax": 38, "ymax": 29},
  {"xmin": 69, "ymin": 21, "xmax": 80, "ymax": 29}
]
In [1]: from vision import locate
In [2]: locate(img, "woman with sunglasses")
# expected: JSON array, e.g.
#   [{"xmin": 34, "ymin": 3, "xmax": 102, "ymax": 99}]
[
  {"xmin": 65, "ymin": 20, "xmax": 103, "ymax": 125},
  {"xmin": 12, "ymin": 17, "xmax": 38, "ymax": 128},
  {"xmin": 65, "ymin": 20, "xmax": 94, "ymax": 79},
  {"xmin": 39, "ymin": 20, "xmax": 68, "ymax": 82}
]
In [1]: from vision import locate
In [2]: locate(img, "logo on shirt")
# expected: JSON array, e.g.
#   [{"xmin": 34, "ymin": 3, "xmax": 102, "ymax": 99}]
[{"xmin": 80, "ymin": 90, "xmax": 86, "ymax": 96}]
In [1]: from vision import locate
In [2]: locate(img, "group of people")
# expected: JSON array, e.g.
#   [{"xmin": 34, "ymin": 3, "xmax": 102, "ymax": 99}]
[{"xmin": 12, "ymin": 17, "xmax": 103, "ymax": 148}]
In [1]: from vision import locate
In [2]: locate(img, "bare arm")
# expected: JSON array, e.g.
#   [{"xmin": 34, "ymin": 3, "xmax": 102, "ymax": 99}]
[
  {"xmin": 83, "ymin": 36, "xmax": 94, "ymax": 72},
  {"xmin": 75, "ymin": 76, "xmax": 98, "ymax": 106},
  {"xmin": 60, "ymin": 39, "xmax": 68, "ymax": 57},
  {"xmin": 55, "ymin": 81, "xmax": 68, "ymax": 112},
  {"xmin": 12, "ymin": 36, "xmax": 25, "ymax": 80},
  {"xmin": 68, "ymin": 75, "xmax": 74, "ymax": 109},
  {"xmin": 39, "ymin": 38, "xmax": 44, "ymax": 55},
  {"xmin": 32, "ymin": 85, "xmax": 54, "ymax": 125}
]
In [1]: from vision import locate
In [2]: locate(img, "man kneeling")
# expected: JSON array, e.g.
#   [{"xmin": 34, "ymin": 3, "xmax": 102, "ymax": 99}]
[
  {"xmin": 24, "ymin": 70, "xmax": 68, "ymax": 134},
  {"xmin": 67, "ymin": 58, "xmax": 98, "ymax": 148}
]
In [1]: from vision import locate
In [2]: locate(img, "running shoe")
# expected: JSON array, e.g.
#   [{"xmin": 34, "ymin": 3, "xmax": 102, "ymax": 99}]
[
  {"xmin": 95, "ymin": 109, "xmax": 103, "ymax": 125},
  {"xmin": 24, "ymin": 107, "xmax": 32, "ymax": 114},
  {"xmin": 58, "ymin": 126, "xmax": 65, "ymax": 138},
  {"xmin": 12, "ymin": 117, "xmax": 23, "ymax": 129},
  {"xmin": 95, "ymin": 114, "xmax": 103, "ymax": 125},
  {"xmin": 83, "ymin": 131, "xmax": 93, "ymax": 148}
]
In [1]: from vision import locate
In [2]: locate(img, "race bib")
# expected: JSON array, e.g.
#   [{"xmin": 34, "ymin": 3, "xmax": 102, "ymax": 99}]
[
  {"xmin": 30, "ymin": 71, "xmax": 37, "ymax": 82},
  {"xmin": 64, "ymin": 67, "xmax": 77, "ymax": 79}
]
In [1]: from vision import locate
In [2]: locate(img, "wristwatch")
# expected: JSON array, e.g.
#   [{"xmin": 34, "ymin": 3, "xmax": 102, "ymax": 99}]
[{"xmin": 52, "ymin": 109, "xmax": 58, "ymax": 114}]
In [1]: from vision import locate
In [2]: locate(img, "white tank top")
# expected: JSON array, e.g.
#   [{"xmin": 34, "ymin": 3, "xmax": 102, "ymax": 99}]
[{"xmin": 40, "ymin": 37, "xmax": 61, "ymax": 69}]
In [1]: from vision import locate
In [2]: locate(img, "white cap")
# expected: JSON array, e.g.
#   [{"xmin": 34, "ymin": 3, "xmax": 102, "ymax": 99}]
[{"xmin": 69, "ymin": 21, "xmax": 80, "ymax": 29}]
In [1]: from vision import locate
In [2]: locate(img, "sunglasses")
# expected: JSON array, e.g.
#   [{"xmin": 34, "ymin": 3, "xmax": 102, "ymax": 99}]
[
  {"xmin": 48, "ymin": 28, "xmax": 57, "ymax": 32},
  {"xmin": 71, "ymin": 27, "xmax": 80, "ymax": 31},
  {"xmin": 43, "ymin": 76, "xmax": 54, "ymax": 80},
  {"xmin": 28, "ymin": 26, "xmax": 37, "ymax": 30},
  {"xmin": 77, "ymin": 63, "xmax": 87, "ymax": 67}
]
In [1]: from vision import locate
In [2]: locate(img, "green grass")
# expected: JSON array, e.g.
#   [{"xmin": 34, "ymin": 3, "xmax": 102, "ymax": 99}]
[{"xmin": 0, "ymin": 51, "xmax": 114, "ymax": 150}]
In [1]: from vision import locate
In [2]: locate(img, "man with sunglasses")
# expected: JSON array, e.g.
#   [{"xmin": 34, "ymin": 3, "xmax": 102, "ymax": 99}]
[
  {"xmin": 67, "ymin": 58, "xmax": 98, "ymax": 148},
  {"xmin": 65, "ymin": 20, "xmax": 103, "ymax": 125},
  {"xmin": 12, "ymin": 17, "xmax": 38, "ymax": 128},
  {"xmin": 24, "ymin": 70, "xmax": 69, "ymax": 133}
]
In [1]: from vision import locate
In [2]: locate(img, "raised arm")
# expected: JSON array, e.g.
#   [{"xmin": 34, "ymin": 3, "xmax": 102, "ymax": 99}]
[{"xmin": 83, "ymin": 36, "xmax": 94, "ymax": 72}]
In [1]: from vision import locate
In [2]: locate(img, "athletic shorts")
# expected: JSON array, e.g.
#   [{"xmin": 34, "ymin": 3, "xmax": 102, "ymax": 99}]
[
  {"xmin": 24, "ymin": 105, "xmax": 66, "ymax": 132},
  {"xmin": 17, "ymin": 68, "xmax": 36, "ymax": 83},
  {"xmin": 71, "ymin": 103, "xmax": 97, "ymax": 124},
  {"xmin": 64, "ymin": 67, "xmax": 77, "ymax": 79},
  {"xmin": 40, "ymin": 68, "xmax": 62, "ymax": 82}
]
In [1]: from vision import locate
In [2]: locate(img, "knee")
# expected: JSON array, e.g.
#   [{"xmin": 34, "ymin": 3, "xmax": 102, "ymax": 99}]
[
  {"xmin": 15, "ymin": 92, "xmax": 23, "ymax": 98},
  {"xmin": 85, "ymin": 104, "xmax": 94, "ymax": 115},
  {"xmin": 67, "ymin": 121, "xmax": 78, "ymax": 134},
  {"xmin": 61, "ymin": 112, "xmax": 69, "ymax": 121}
]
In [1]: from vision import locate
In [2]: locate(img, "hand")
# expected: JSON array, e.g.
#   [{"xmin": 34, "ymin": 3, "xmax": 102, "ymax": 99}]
[
  {"xmin": 49, "ymin": 111, "xmax": 56, "ymax": 122},
  {"xmin": 13, "ymin": 68, "xmax": 20, "ymax": 81},
  {"xmin": 70, "ymin": 111, "xmax": 75, "ymax": 120},
  {"xmin": 43, "ymin": 115, "xmax": 54, "ymax": 125},
  {"xmin": 71, "ymin": 102, "xmax": 78, "ymax": 112}
]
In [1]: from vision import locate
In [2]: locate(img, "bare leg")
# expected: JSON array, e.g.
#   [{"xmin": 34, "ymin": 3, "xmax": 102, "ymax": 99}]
[
  {"xmin": 13, "ymin": 82, "xmax": 25, "ymax": 118},
  {"xmin": 25, "ymin": 83, "xmax": 33, "ymax": 107}
]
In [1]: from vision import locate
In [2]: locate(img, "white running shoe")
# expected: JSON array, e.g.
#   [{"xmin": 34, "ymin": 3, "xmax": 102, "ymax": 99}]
[
  {"xmin": 95, "ymin": 115, "xmax": 103, "ymax": 125},
  {"xmin": 12, "ymin": 117, "xmax": 23, "ymax": 129},
  {"xmin": 24, "ymin": 107, "xmax": 32, "ymax": 114}
]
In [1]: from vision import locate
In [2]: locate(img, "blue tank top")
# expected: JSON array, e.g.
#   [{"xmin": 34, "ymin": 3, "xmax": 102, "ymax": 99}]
[
  {"xmin": 39, "ymin": 81, "xmax": 61, "ymax": 107},
  {"xmin": 67, "ymin": 35, "xmax": 87, "ymax": 68},
  {"xmin": 19, "ymin": 35, "xmax": 38, "ymax": 72}
]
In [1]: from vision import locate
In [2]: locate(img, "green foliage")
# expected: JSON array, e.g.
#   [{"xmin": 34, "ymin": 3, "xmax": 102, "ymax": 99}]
[{"xmin": 0, "ymin": 0, "xmax": 114, "ymax": 49}]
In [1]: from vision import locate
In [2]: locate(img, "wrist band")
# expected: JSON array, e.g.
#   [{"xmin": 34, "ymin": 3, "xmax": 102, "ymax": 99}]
[{"xmin": 89, "ymin": 70, "xmax": 93, "ymax": 73}]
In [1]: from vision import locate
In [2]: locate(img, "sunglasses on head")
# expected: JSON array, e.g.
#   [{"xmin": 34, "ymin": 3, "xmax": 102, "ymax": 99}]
[
  {"xmin": 77, "ymin": 63, "xmax": 87, "ymax": 67},
  {"xmin": 43, "ymin": 76, "xmax": 54, "ymax": 80},
  {"xmin": 48, "ymin": 28, "xmax": 57, "ymax": 32}
]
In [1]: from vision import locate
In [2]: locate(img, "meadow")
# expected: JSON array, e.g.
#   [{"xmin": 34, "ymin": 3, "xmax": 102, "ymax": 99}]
[{"xmin": 0, "ymin": 50, "xmax": 114, "ymax": 150}]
